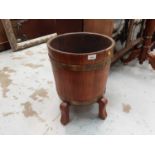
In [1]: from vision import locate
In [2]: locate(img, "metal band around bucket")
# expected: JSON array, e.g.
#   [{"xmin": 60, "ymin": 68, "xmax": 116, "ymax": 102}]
[{"xmin": 51, "ymin": 56, "xmax": 111, "ymax": 72}]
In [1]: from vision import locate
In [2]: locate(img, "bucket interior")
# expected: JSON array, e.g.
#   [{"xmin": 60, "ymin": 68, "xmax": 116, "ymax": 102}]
[{"xmin": 49, "ymin": 33, "xmax": 113, "ymax": 54}]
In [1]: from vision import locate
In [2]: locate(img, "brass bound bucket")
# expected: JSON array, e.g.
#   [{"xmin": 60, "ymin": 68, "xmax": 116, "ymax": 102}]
[{"xmin": 47, "ymin": 32, "xmax": 115, "ymax": 125}]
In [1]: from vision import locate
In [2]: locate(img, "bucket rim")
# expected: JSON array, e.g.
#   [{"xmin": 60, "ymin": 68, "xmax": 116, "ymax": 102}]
[{"xmin": 47, "ymin": 32, "xmax": 115, "ymax": 56}]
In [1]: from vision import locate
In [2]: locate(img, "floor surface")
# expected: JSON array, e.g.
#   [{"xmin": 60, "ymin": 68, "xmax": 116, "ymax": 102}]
[{"xmin": 0, "ymin": 43, "xmax": 155, "ymax": 135}]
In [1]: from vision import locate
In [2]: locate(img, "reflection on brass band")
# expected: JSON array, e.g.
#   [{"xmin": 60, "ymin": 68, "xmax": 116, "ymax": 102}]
[{"xmin": 51, "ymin": 57, "xmax": 111, "ymax": 72}]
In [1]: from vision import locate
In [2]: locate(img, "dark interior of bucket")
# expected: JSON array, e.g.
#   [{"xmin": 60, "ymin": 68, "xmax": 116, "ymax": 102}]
[{"xmin": 50, "ymin": 33, "xmax": 112, "ymax": 53}]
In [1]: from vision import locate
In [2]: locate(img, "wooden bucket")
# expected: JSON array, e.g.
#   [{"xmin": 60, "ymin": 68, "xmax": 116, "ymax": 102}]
[{"xmin": 47, "ymin": 32, "xmax": 115, "ymax": 105}]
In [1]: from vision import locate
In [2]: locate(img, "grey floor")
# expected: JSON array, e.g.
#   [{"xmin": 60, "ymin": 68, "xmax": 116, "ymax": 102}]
[{"xmin": 0, "ymin": 43, "xmax": 155, "ymax": 134}]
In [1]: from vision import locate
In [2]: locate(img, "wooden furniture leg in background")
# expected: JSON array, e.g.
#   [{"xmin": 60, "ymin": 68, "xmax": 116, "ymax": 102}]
[
  {"xmin": 98, "ymin": 97, "xmax": 108, "ymax": 120},
  {"xmin": 139, "ymin": 20, "xmax": 155, "ymax": 64},
  {"xmin": 60, "ymin": 102, "xmax": 70, "ymax": 125},
  {"xmin": 121, "ymin": 48, "xmax": 141, "ymax": 64},
  {"xmin": 116, "ymin": 20, "xmax": 143, "ymax": 64}
]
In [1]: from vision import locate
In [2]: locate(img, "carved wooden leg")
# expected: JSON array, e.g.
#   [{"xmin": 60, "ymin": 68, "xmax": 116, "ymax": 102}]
[
  {"xmin": 60, "ymin": 102, "xmax": 70, "ymax": 125},
  {"xmin": 98, "ymin": 97, "xmax": 108, "ymax": 120}
]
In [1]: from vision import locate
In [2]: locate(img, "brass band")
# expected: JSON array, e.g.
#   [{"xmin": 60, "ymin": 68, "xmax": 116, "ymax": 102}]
[{"xmin": 51, "ymin": 57, "xmax": 111, "ymax": 72}]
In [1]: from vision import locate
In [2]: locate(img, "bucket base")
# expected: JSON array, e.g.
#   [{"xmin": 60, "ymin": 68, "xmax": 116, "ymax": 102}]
[{"xmin": 59, "ymin": 96, "xmax": 108, "ymax": 125}]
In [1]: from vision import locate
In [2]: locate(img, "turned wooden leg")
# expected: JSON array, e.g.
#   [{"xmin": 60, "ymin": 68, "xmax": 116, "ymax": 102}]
[
  {"xmin": 60, "ymin": 102, "xmax": 70, "ymax": 125},
  {"xmin": 98, "ymin": 97, "xmax": 108, "ymax": 120}
]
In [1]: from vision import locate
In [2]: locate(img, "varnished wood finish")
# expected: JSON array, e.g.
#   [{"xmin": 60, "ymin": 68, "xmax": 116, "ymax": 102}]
[
  {"xmin": 60, "ymin": 102, "xmax": 70, "ymax": 125},
  {"xmin": 11, "ymin": 19, "xmax": 83, "ymax": 40},
  {"xmin": 98, "ymin": 97, "xmax": 108, "ymax": 119},
  {"xmin": 84, "ymin": 19, "xmax": 113, "ymax": 36},
  {"xmin": 48, "ymin": 32, "xmax": 114, "ymax": 106},
  {"xmin": 48, "ymin": 32, "xmax": 114, "ymax": 124},
  {"xmin": 56, "ymin": 19, "xmax": 83, "ymax": 34},
  {"xmin": 11, "ymin": 19, "xmax": 56, "ymax": 41}
]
